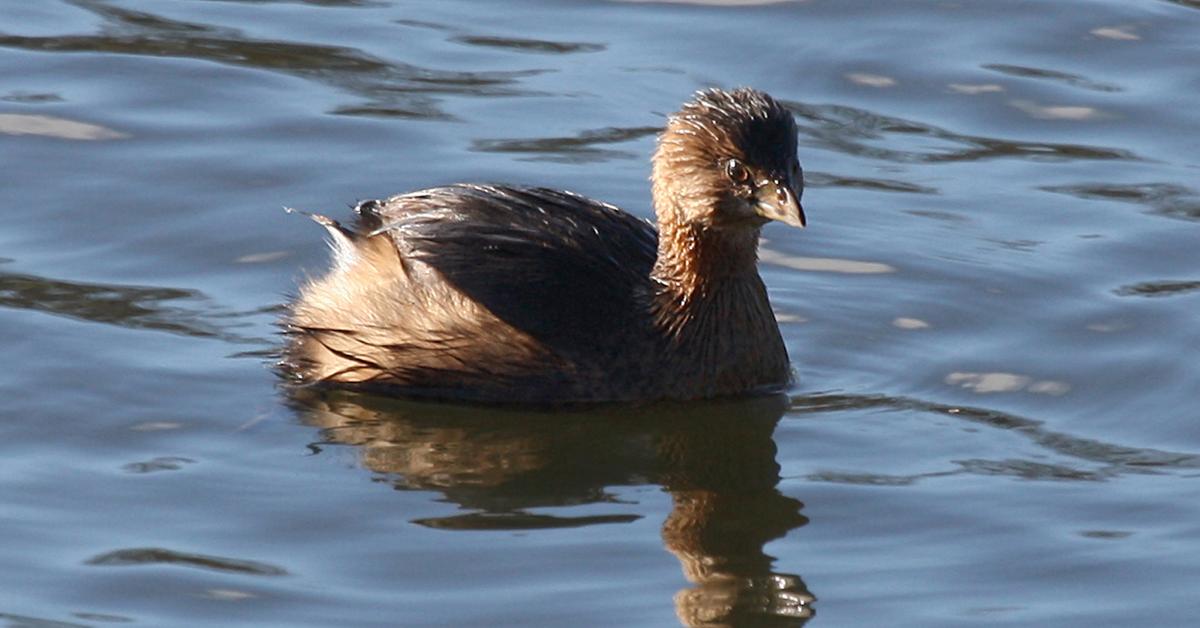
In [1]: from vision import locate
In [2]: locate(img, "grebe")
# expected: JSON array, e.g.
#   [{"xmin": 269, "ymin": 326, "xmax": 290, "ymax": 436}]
[{"xmin": 282, "ymin": 87, "xmax": 806, "ymax": 403}]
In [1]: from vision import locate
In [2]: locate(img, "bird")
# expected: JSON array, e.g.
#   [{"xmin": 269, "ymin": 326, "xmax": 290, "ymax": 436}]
[{"xmin": 280, "ymin": 87, "xmax": 806, "ymax": 404}]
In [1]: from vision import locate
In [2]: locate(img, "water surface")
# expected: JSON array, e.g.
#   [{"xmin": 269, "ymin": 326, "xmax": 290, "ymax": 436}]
[{"xmin": 2, "ymin": 0, "xmax": 1199, "ymax": 626}]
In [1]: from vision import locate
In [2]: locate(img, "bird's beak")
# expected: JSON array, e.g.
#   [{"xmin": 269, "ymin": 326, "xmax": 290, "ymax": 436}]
[{"xmin": 754, "ymin": 173, "xmax": 806, "ymax": 228}]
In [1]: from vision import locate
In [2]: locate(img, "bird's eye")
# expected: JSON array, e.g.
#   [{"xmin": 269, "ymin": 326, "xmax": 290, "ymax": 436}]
[{"xmin": 725, "ymin": 158, "xmax": 749, "ymax": 184}]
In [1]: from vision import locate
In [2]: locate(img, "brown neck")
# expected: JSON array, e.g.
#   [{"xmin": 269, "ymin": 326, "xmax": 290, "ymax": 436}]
[
  {"xmin": 650, "ymin": 218, "xmax": 763, "ymax": 302},
  {"xmin": 646, "ymin": 216, "xmax": 787, "ymax": 398},
  {"xmin": 648, "ymin": 208, "xmax": 773, "ymax": 347}
]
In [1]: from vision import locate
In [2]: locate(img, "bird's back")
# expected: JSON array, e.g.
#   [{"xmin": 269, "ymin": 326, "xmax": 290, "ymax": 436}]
[{"xmin": 283, "ymin": 184, "xmax": 660, "ymax": 403}]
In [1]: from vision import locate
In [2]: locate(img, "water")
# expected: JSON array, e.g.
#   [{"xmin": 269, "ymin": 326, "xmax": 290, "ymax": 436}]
[{"xmin": 2, "ymin": 0, "xmax": 1198, "ymax": 625}]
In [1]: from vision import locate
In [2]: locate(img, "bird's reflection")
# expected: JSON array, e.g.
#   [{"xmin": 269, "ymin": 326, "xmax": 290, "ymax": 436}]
[{"xmin": 286, "ymin": 388, "xmax": 814, "ymax": 626}]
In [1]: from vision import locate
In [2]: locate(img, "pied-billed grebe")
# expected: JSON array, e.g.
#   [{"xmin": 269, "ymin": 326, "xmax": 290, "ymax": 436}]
[{"xmin": 282, "ymin": 87, "xmax": 806, "ymax": 403}]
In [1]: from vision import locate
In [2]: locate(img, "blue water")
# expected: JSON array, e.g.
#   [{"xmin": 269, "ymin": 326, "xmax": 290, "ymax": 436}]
[{"xmin": 2, "ymin": 0, "xmax": 1199, "ymax": 626}]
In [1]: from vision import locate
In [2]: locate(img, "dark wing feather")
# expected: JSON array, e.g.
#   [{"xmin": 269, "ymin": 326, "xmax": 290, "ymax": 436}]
[{"xmin": 373, "ymin": 184, "xmax": 658, "ymax": 358}]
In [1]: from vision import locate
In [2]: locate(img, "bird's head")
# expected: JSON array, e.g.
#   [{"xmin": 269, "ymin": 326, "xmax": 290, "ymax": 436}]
[{"xmin": 652, "ymin": 87, "xmax": 805, "ymax": 231}]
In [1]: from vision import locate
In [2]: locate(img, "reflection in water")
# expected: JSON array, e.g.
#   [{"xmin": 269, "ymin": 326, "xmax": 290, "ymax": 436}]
[{"xmin": 287, "ymin": 389, "xmax": 814, "ymax": 626}]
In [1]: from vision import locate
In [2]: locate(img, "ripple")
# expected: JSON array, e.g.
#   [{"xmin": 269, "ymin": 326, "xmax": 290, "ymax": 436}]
[
  {"xmin": 785, "ymin": 100, "xmax": 1137, "ymax": 164},
  {"xmin": 391, "ymin": 18, "xmax": 453, "ymax": 31},
  {"xmin": 1, "ymin": 91, "xmax": 64, "ymax": 103},
  {"xmin": 789, "ymin": 392, "xmax": 1200, "ymax": 476},
  {"xmin": 892, "ymin": 317, "xmax": 930, "ymax": 330},
  {"xmin": 0, "ymin": 114, "xmax": 127, "ymax": 140},
  {"xmin": 953, "ymin": 458, "xmax": 1106, "ymax": 482},
  {"xmin": 617, "ymin": 0, "xmax": 797, "ymax": 4},
  {"xmin": 71, "ymin": 612, "xmax": 134, "ymax": 623},
  {"xmin": 944, "ymin": 371, "xmax": 1070, "ymax": 395},
  {"xmin": 452, "ymin": 35, "xmax": 604, "ymax": 55},
  {"xmin": 0, "ymin": 268, "xmax": 267, "ymax": 344},
  {"xmin": 948, "ymin": 83, "xmax": 1005, "ymax": 95},
  {"xmin": 759, "ymin": 249, "xmax": 895, "ymax": 274},
  {"xmin": 984, "ymin": 238, "xmax": 1043, "ymax": 253},
  {"xmin": 804, "ymin": 462, "xmax": 1102, "ymax": 485},
  {"xmin": 906, "ymin": 209, "xmax": 969, "ymax": 222},
  {"xmin": 1009, "ymin": 100, "xmax": 1106, "ymax": 121},
  {"xmin": 234, "ymin": 251, "xmax": 289, "ymax": 264},
  {"xmin": 807, "ymin": 458, "xmax": 1110, "ymax": 485},
  {"xmin": 1091, "ymin": 26, "xmax": 1141, "ymax": 41},
  {"xmin": 805, "ymin": 171, "xmax": 937, "ymax": 194},
  {"xmin": 1079, "ymin": 529, "xmax": 1134, "ymax": 539},
  {"xmin": 0, "ymin": 613, "xmax": 90, "ymax": 628},
  {"xmin": 1041, "ymin": 182, "xmax": 1200, "ymax": 222},
  {"xmin": 413, "ymin": 511, "xmax": 640, "ymax": 530},
  {"xmin": 472, "ymin": 125, "xmax": 660, "ymax": 163},
  {"xmin": 1114, "ymin": 280, "xmax": 1200, "ymax": 298},
  {"xmin": 203, "ymin": 588, "xmax": 258, "ymax": 600},
  {"xmin": 85, "ymin": 548, "xmax": 288, "ymax": 576},
  {"xmin": 804, "ymin": 471, "xmax": 919, "ymax": 486},
  {"xmin": 193, "ymin": 0, "xmax": 388, "ymax": 7},
  {"xmin": 983, "ymin": 63, "xmax": 1124, "ymax": 93},
  {"xmin": 329, "ymin": 103, "xmax": 448, "ymax": 119},
  {"xmin": 845, "ymin": 72, "xmax": 897, "ymax": 88},
  {"xmin": 1163, "ymin": 0, "xmax": 1200, "ymax": 11},
  {"xmin": 129, "ymin": 421, "xmax": 185, "ymax": 432},
  {"xmin": 0, "ymin": 2, "xmax": 547, "ymax": 121},
  {"xmin": 121, "ymin": 456, "xmax": 196, "ymax": 473}
]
